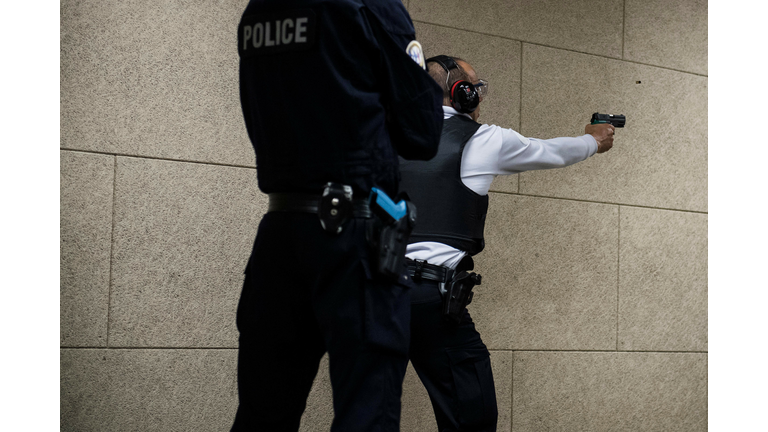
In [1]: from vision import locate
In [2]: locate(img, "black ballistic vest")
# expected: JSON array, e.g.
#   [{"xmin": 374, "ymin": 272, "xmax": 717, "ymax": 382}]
[{"xmin": 398, "ymin": 115, "xmax": 489, "ymax": 255}]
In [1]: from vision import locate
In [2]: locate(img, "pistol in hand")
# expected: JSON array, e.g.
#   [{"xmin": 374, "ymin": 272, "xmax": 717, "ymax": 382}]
[{"xmin": 590, "ymin": 113, "xmax": 626, "ymax": 128}]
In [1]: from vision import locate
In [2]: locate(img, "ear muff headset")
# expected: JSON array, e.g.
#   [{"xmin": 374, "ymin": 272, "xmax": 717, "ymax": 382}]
[{"xmin": 426, "ymin": 55, "xmax": 479, "ymax": 114}]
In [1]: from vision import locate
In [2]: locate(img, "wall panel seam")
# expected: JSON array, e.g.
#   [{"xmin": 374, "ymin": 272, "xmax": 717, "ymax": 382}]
[
  {"xmin": 519, "ymin": 41, "xmax": 524, "ymax": 135},
  {"xmin": 106, "ymin": 155, "xmax": 117, "ymax": 348},
  {"xmin": 59, "ymin": 148, "xmax": 257, "ymax": 171},
  {"xmin": 60, "ymin": 346, "xmax": 240, "ymax": 351},
  {"xmin": 622, "ymin": 0, "xmax": 626, "ymax": 59},
  {"xmin": 488, "ymin": 191, "xmax": 708, "ymax": 215},
  {"xmin": 510, "ymin": 351, "xmax": 514, "ymax": 432},
  {"xmin": 617, "ymin": 205, "xmax": 621, "ymax": 351},
  {"xmin": 411, "ymin": 20, "xmax": 708, "ymax": 77},
  {"xmin": 518, "ymin": 40, "xmax": 524, "ymax": 195}
]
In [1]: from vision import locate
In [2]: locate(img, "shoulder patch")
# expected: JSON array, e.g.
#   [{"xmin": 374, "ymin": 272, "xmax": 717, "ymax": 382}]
[
  {"xmin": 238, "ymin": 9, "xmax": 317, "ymax": 58},
  {"xmin": 406, "ymin": 40, "xmax": 425, "ymax": 70}
]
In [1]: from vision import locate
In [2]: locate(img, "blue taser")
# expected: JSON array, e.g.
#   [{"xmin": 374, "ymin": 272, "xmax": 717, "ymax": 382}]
[{"xmin": 369, "ymin": 187, "xmax": 407, "ymax": 222}]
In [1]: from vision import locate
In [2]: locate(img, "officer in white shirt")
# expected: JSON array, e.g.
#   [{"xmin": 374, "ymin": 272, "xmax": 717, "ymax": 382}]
[{"xmin": 398, "ymin": 55, "xmax": 614, "ymax": 432}]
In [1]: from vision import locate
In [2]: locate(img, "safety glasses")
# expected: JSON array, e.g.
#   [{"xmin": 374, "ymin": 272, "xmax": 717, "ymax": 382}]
[{"xmin": 474, "ymin": 79, "xmax": 489, "ymax": 97}]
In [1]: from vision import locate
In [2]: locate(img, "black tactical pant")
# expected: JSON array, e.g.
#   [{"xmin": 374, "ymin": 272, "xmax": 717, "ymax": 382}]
[
  {"xmin": 231, "ymin": 212, "xmax": 412, "ymax": 432},
  {"xmin": 409, "ymin": 278, "xmax": 498, "ymax": 432}
]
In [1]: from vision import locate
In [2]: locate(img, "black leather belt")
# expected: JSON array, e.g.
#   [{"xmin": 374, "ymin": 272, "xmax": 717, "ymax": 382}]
[
  {"xmin": 268, "ymin": 193, "xmax": 372, "ymax": 218},
  {"xmin": 405, "ymin": 258, "xmax": 453, "ymax": 283}
]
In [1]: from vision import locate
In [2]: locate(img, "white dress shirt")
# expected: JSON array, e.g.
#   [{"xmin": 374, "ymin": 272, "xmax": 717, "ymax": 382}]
[{"xmin": 404, "ymin": 106, "xmax": 598, "ymax": 269}]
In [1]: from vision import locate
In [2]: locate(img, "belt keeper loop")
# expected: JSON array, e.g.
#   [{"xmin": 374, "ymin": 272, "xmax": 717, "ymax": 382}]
[
  {"xmin": 413, "ymin": 259, "xmax": 426, "ymax": 280},
  {"xmin": 443, "ymin": 269, "xmax": 454, "ymax": 284}
]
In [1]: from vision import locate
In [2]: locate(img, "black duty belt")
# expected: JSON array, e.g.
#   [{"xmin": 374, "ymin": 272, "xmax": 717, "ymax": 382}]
[
  {"xmin": 405, "ymin": 258, "xmax": 453, "ymax": 283},
  {"xmin": 268, "ymin": 193, "xmax": 372, "ymax": 218}
]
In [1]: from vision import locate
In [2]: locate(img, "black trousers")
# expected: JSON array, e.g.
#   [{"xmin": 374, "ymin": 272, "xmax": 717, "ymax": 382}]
[
  {"xmin": 409, "ymin": 278, "xmax": 498, "ymax": 432},
  {"xmin": 231, "ymin": 212, "xmax": 412, "ymax": 432}
]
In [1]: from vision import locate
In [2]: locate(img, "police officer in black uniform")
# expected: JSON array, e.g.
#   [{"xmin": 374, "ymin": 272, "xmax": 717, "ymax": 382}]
[{"xmin": 231, "ymin": 0, "xmax": 443, "ymax": 431}]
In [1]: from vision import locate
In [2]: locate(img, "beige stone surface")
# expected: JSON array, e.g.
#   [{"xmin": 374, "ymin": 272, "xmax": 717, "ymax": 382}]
[
  {"xmin": 108, "ymin": 157, "xmax": 266, "ymax": 347},
  {"xmin": 518, "ymin": 44, "xmax": 707, "ymax": 212},
  {"xmin": 60, "ymin": 0, "xmax": 254, "ymax": 166},
  {"xmin": 624, "ymin": 0, "xmax": 708, "ymax": 75},
  {"xmin": 489, "ymin": 173, "xmax": 519, "ymax": 195},
  {"xmin": 414, "ymin": 22, "xmax": 522, "ymax": 132},
  {"xmin": 61, "ymin": 348, "xmax": 237, "ymax": 432},
  {"xmin": 473, "ymin": 194, "xmax": 618, "ymax": 351},
  {"xmin": 619, "ymin": 207, "xmax": 707, "ymax": 352},
  {"xmin": 513, "ymin": 351, "xmax": 707, "ymax": 431},
  {"xmin": 409, "ymin": 0, "xmax": 624, "ymax": 58},
  {"xmin": 61, "ymin": 151, "xmax": 114, "ymax": 347}
]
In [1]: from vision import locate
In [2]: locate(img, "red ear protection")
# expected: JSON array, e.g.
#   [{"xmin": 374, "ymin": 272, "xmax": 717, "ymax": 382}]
[
  {"xmin": 450, "ymin": 80, "xmax": 479, "ymax": 114},
  {"xmin": 426, "ymin": 55, "xmax": 479, "ymax": 114}
]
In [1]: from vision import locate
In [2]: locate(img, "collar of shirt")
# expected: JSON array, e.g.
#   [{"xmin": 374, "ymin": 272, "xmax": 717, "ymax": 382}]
[{"xmin": 442, "ymin": 105, "xmax": 473, "ymax": 120}]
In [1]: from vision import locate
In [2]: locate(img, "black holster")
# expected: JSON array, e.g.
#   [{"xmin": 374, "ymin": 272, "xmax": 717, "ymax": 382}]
[
  {"xmin": 442, "ymin": 270, "xmax": 482, "ymax": 324},
  {"xmin": 366, "ymin": 201, "xmax": 417, "ymax": 281}
]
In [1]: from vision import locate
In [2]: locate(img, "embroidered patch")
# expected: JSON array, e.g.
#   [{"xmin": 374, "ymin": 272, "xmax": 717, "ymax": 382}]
[
  {"xmin": 406, "ymin": 40, "xmax": 425, "ymax": 70},
  {"xmin": 238, "ymin": 10, "xmax": 317, "ymax": 58}
]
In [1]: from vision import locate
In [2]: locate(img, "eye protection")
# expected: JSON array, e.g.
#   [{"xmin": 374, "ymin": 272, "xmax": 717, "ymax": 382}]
[{"xmin": 474, "ymin": 79, "xmax": 489, "ymax": 98}]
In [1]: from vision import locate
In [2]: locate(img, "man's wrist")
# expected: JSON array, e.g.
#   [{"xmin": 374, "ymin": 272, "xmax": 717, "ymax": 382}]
[{"xmin": 585, "ymin": 134, "xmax": 599, "ymax": 156}]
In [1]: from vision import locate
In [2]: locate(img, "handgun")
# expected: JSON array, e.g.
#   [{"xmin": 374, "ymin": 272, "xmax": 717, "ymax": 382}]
[{"xmin": 591, "ymin": 113, "xmax": 626, "ymax": 128}]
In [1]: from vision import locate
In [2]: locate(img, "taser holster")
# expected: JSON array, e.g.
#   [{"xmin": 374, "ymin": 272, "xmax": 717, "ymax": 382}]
[{"xmin": 366, "ymin": 189, "xmax": 417, "ymax": 281}]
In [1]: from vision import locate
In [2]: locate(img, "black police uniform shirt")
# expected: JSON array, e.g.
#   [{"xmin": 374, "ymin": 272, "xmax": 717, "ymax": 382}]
[{"xmin": 238, "ymin": 0, "xmax": 443, "ymax": 198}]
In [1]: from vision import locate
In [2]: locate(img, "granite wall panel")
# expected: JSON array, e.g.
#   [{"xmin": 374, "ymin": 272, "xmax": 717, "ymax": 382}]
[
  {"xmin": 619, "ymin": 207, "xmax": 708, "ymax": 352},
  {"xmin": 61, "ymin": 348, "xmax": 238, "ymax": 432},
  {"xmin": 60, "ymin": 0, "xmax": 253, "ymax": 166},
  {"xmin": 519, "ymin": 44, "xmax": 707, "ymax": 212},
  {"xmin": 61, "ymin": 151, "xmax": 114, "ymax": 347},
  {"xmin": 513, "ymin": 351, "xmax": 707, "ymax": 431},
  {"xmin": 108, "ymin": 157, "xmax": 265, "ymax": 347},
  {"xmin": 409, "ymin": 0, "xmax": 623, "ymax": 58},
  {"xmin": 624, "ymin": 0, "xmax": 708, "ymax": 75},
  {"xmin": 473, "ymin": 194, "xmax": 619, "ymax": 351}
]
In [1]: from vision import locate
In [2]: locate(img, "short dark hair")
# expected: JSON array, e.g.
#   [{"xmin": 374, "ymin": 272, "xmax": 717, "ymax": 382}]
[{"xmin": 427, "ymin": 56, "xmax": 471, "ymax": 99}]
